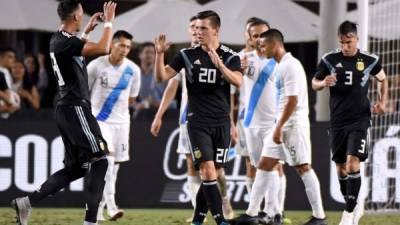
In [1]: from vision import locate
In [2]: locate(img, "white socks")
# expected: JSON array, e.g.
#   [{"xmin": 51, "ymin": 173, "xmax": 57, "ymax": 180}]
[
  {"xmin": 245, "ymin": 177, "xmax": 254, "ymax": 194},
  {"xmin": 187, "ymin": 175, "xmax": 201, "ymax": 208},
  {"xmin": 101, "ymin": 156, "xmax": 120, "ymax": 214},
  {"xmin": 278, "ymin": 174, "xmax": 287, "ymax": 213},
  {"xmin": 246, "ymin": 170, "xmax": 279, "ymax": 216},
  {"xmin": 263, "ymin": 172, "xmax": 280, "ymax": 216},
  {"xmin": 301, "ymin": 169, "xmax": 325, "ymax": 219},
  {"xmin": 83, "ymin": 222, "xmax": 97, "ymax": 225}
]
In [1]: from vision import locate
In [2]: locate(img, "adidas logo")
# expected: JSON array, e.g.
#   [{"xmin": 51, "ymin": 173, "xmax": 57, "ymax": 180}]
[
  {"xmin": 336, "ymin": 62, "xmax": 343, "ymax": 68},
  {"xmin": 194, "ymin": 59, "xmax": 201, "ymax": 65}
]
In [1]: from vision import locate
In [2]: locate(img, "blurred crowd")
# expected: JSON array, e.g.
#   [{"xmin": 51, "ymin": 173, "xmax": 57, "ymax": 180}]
[{"xmin": 0, "ymin": 42, "xmax": 174, "ymax": 119}]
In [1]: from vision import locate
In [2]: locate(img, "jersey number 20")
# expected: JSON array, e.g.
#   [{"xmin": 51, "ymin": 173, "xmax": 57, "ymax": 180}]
[{"xmin": 199, "ymin": 68, "xmax": 216, "ymax": 83}]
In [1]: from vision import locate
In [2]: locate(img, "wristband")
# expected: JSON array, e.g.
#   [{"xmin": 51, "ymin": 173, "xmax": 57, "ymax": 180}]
[
  {"xmin": 81, "ymin": 32, "xmax": 90, "ymax": 40},
  {"xmin": 104, "ymin": 22, "xmax": 113, "ymax": 28}
]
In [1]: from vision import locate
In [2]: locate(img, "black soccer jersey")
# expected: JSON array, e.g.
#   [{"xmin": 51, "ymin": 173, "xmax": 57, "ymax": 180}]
[
  {"xmin": 0, "ymin": 71, "xmax": 8, "ymax": 91},
  {"xmin": 314, "ymin": 49, "xmax": 382, "ymax": 127},
  {"xmin": 169, "ymin": 45, "xmax": 241, "ymax": 126},
  {"xmin": 49, "ymin": 31, "xmax": 90, "ymax": 107}
]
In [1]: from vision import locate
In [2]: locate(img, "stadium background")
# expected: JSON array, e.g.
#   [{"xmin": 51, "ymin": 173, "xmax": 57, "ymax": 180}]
[{"xmin": 0, "ymin": 0, "xmax": 399, "ymax": 220}]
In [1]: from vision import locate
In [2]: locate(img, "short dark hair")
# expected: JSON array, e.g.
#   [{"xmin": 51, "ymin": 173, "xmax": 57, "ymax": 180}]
[
  {"xmin": 139, "ymin": 42, "xmax": 155, "ymax": 53},
  {"xmin": 246, "ymin": 17, "xmax": 259, "ymax": 25},
  {"xmin": 260, "ymin": 29, "xmax": 284, "ymax": 43},
  {"xmin": 338, "ymin": 20, "xmax": 358, "ymax": 36},
  {"xmin": 190, "ymin": 15, "xmax": 197, "ymax": 22},
  {"xmin": 57, "ymin": 0, "xmax": 81, "ymax": 21},
  {"xmin": 196, "ymin": 10, "xmax": 221, "ymax": 28},
  {"xmin": 112, "ymin": 30, "xmax": 133, "ymax": 41},
  {"xmin": 248, "ymin": 17, "xmax": 270, "ymax": 30},
  {"xmin": 0, "ymin": 47, "xmax": 16, "ymax": 56}
]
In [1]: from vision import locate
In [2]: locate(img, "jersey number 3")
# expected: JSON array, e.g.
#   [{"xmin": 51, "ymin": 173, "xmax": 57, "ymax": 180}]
[
  {"xmin": 344, "ymin": 71, "xmax": 353, "ymax": 85},
  {"xmin": 50, "ymin": 52, "xmax": 66, "ymax": 86},
  {"xmin": 199, "ymin": 68, "xmax": 216, "ymax": 83}
]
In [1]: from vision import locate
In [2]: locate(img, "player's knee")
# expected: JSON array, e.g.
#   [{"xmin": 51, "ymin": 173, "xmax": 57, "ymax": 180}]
[
  {"xmin": 199, "ymin": 161, "xmax": 217, "ymax": 180},
  {"xmin": 346, "ymin": 155, "xmax": 360, "ymax": 172},
  {"xmin": 257, "ymin": 157, "xmax": 278, "ymax": 171},
  {"xmin": 294, "ymin": 164, "xmax": 311, "ymax": 175}
]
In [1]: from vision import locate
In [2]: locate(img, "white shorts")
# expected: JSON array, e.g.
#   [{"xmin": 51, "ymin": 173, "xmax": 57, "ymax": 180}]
[
  {"xmin": 176, "ymin": 123, "xmax": 191, "ymax": 154},
  {"xmin": 262, "ymin": 124, "xmax": 311, "ymax": 166},
  {"xmin": 235, "ymin": 120, "xmax": 249, "ymax": 156},
  {"xmin": 98, "ymin": 121, "xmax": 130, "ymax": 163},
  {"xmin": 244, "ymin": 127, "xmax": 273, "ymax": 166}
]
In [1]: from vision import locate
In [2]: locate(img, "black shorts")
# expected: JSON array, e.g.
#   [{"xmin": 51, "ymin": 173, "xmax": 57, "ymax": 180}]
[
  {"xmin": 55, "ymin": 105, "xmax": 108, "ymax": 168},
  {"xmin": 187, "ymin": 123, "xmax": 231, "ymax": 170},
  {"xmin": 329, "ymin": 119, "xmax": 370, "ymax": 164}
]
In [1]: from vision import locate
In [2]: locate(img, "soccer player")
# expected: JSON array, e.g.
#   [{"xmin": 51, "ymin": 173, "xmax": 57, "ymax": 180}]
[
  {"xmin": 11, "ymin": 1, "xmax": 116, "ymax": 225},
  {"xmin": 312, "ymin": 21, "xmax": 388, "ymax": 225},
  {"xmin": 231, "ymin": 17, "xmax": 257, "ymax": 198},
  {"xmin": 154, "ymin": 10, "xmax": 242, "ymax": 225},
  {"xmin": 87, "ymin": 30, "xmax": 141, "ymax": 221},
  {"xmin": 234, "ymin": 29, "xmax": 327, "ymax": 225}
]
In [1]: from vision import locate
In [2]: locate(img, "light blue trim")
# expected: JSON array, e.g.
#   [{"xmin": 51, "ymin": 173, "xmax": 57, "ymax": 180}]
[
  {"xmin": 96, "ymin": 66, "xmax": 134, "ymax": 121},
  {"xmin": 243, "ymin": 59, "xmax": 276, "ymax": 127},
  {"xmin": 361, "ymin": 56, "xmax": 379, "ymax": 87}
]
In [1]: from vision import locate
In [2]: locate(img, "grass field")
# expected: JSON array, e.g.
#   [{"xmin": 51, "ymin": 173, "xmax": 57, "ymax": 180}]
[{"xmin": 1, "ymin": 208, "xmax": 400, "ymax": 225}]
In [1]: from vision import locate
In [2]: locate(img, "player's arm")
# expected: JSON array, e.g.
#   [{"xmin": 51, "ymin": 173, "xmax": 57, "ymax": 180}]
[
  {"xmin": 154, "ymin": 34, "xmax": 178, "ymax": 82},
  {"xmin": 273, "ymin": 95, "xmax": 297, "ymax": 144},
  {"xmin": 87, "ymin": 60, "xmax": 98, "ymax": 93},
  {"xmin": 151, "ymin": 79, "xmax": 179, "ymax": 137},
  {"xmin": 81, "ymin": 2, "xmax": 116, "ymax": 57},
  {"xmin": 208, "ymin": 49, "xmax": 243, "ymax": 87},
  {"xmin": 312, "ymin": 59, "xmax": 336, "ymax": 91},
  {"xmin": 372, "ymin": 69, "xmax": 388, "ymax": 114},
  {"xmin": 230, "ymin": 88, "xmax": 238, "ymax": 146}
]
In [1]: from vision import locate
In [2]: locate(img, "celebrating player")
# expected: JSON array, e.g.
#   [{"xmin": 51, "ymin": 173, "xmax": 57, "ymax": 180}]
[
  {"xmin": 154, "ymin": 10, "xmax": 242, "ymax": 225},
  {"xmin": 11, "ymin": 1, "xmax": 116, "ymax": 225},
  {"xmin": 312, "ymin": 21, "xmax": 388, "ymax": 225},
  {"xmin": 87, "ymin": 30, "xmax": 141, "ymax": 221}
]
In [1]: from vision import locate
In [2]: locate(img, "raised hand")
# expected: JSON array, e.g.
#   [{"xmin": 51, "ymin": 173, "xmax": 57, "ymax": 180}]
[
  {"xmin": 103, "ymin": 1, "xmax": 117, "ymax": 23},
  {"xmin": 154, "ymin": 34, "xmax": 171, "ymax": 54},
  {"xmin": 208, "ymin": 48, "xmax": 223, "ymax": 69},
  {"xmin": 83, "ymin": 12, "xmax": 103, "ymax": 34}
]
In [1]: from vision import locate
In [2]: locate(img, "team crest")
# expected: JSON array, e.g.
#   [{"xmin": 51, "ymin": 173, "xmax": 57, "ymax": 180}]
[
  {"xmin": 194, "ymin": 149, "xmax": 202, "ymax": 159},
  {"xmin": 99, "ymin": 141, "xmax": 106, "ymax": 151},
  {"xmin": 356, "ymin": 59, "xmax": 365, "ymax": 71}
]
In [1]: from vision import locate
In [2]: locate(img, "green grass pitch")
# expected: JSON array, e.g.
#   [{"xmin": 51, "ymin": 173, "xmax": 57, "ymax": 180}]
[{"xmin": 1, "ymin": 208, "xmax": 400, "ymax": 225}]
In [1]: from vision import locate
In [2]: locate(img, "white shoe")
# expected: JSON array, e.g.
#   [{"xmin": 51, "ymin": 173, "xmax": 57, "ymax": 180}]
[
  {"xmin": 352, "ymin": 203, "xmax": 364, "ymax": 225},
  {"xmin": 339, "ymin": 211, "xmax": 354, "ymax": 225},
  {"xmin": 11, "ymin": 197, "xmax": 32, "ymax": 225},
  {"xmin": 108, "ymin": 208, "xmax": 124, "ymax": 221}
]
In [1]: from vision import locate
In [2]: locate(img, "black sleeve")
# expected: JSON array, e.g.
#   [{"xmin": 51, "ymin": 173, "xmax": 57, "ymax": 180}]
[
  {"xmin": 66, "ymin": 36, "xmax": 85, "ymax": 57},
  {"xmin": 168, "ymin": 52, "xmax": 184, "ymax": 73},
  {"xmin": 370, "ymin": 58, "xmax": 383, "ymax": 76},
  {"xmin": 226, "ymin": 55, "xmax": 242, "ymax": 73},
  {"xmin": 0, "ymin": 72, "xmax": 8, "ymax": 91},
  {"xmin": 314, "ymin": 59, "xmax": 330, "ymax": 80}
]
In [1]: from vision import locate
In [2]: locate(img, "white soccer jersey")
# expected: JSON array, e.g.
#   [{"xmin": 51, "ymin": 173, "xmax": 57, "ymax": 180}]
[
  {"xmin": 88, "ymin": 55, "xmax": 141, "ymax": 124},
  {"xmin": 275, "ymin": 53, "xmax": 309, "ymax": 126},
  {"xmin": 232, "ymin": 50, "xmax": 258, "ymax": 121},
  {"xmin": 242, "ymin": 51, "xmax": 277, "ymax": 128},
  {"xmin": 173, "ymin": 71, "xmax": 188, "ymax": 125}
]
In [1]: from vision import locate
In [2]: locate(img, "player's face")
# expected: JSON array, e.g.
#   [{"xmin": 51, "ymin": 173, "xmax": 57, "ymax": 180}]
[
  {"xmin": 245, "ymin": 23, "xmax": 254, "ymax": 49},
  {"xmin": 111, "ymin": 37, "xmax": 132, "ymax": 61},
  {"xmin": 249, "ymin": 24, "xmax": 269, "ymax": 51},
  {"xmin": 259, "ymin": 38, "xmax": 275, "ymax": 58},
  {"xmin": 189, "ymin": 19, "xmax": 198, "ymax": 45},
  {"xmin": 12, "ymin": 62, "xmax": 25, "ymax": 81},
  {"xmin": 139, "ymin": 46, "xmax": 155, "ymax": 65},
  {"xmin": 339, "ymin": 33, "xmax": 358, "ymax": 57},
  {"xmin": 195, "ymin": 18, "xmax": 218, "ymax": 46}
]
